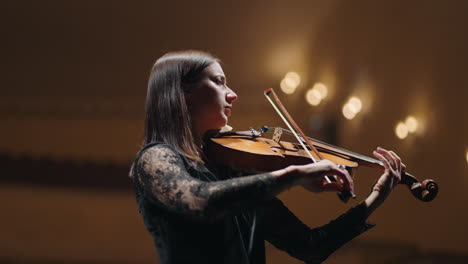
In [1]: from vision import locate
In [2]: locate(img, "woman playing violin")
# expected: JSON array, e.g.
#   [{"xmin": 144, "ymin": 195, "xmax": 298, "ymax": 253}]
[{"xmin": 130, "ymin": 50, "xmax": 406, "ymax": 264}]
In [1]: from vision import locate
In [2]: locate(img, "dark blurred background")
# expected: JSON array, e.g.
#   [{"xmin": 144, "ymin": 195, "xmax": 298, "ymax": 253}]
[{"xmin": 1, "ymin": 0, "xmax": 467, "ymax": 263}]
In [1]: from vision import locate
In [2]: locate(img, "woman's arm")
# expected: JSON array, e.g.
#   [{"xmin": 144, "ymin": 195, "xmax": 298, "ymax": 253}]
[
  {"xmin": 262, "ymin": 198, "xmax": 374, "ymax": 264},
  {"xmin": 363, "ymin": 147, "xmax": 406, "ymax": 217},
  {"xmin": 262, "ymin": 147, "xmax": 405, "ymax": 263},
  {"xmin": 134, "ymin": 144, "xmax": 352, "ymax": 222},
  {"xmin": 135, "ymin": 144, "xmax": 295, "ymax": 221}
]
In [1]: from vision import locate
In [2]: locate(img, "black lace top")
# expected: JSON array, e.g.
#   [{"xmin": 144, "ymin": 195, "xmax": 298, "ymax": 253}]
[{"xmin": 132, "ymin": 142, "xmax": 374, "ymax": 264}]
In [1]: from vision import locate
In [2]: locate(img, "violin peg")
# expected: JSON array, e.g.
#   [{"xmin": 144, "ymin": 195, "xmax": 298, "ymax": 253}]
[
  {"xmin": 410, "ymin": 182, "xmax": 422, "ymax": 190},
  {"xmin": 260, "ymin": 126, "xmax": 269, "ymax": 133},
  {"xmin": 422, "ymin": 190, "xmax": 430, "ymax": 199}
]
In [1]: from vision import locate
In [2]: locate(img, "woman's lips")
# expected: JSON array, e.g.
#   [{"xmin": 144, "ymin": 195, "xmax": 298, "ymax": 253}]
[{"xmin": 225, "ymin": 106, "xmax": 232, "ymax": 115}]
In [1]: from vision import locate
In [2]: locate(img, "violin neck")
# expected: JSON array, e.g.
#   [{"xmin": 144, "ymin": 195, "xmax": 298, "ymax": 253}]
[{"xmin": 302, "ymin": 136, "xmax": 384, "ymax": 169}]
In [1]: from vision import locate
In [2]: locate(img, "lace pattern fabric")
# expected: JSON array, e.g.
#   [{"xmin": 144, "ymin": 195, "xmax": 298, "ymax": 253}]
[{"xmin": 132, "ymin": 142, "xmax": 375, "ymax": 264}]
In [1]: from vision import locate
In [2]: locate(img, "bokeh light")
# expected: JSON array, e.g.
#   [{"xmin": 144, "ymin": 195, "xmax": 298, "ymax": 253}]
[
  {"xmin": 280, "ymin": 71, "xmax": 301, "ymax": 94},
  {"xmin": 348, "ymin": 97, "xmax": 362, "ymax": 113},
  {"xmin": 342, "ymin": 96, "xmax": 362, "ymax": 120},
  {"xmin": 405, "ymin": 116, "xmax": 419, "ymax": 133},
  {"xmin": 285, "ymin": 72, "xmax": 301, "ymax": 85},
  {"xmin": 342, "ymin": 103, "xmax": 357, "ymax": 120},
  {"xmin": 395, "ymin": 122, "xmax": 409, "ymax": 139},
  {"xmin": 312, "ymin": 82, "xmax": 328, "ymax": 99},
  {"xmin": 306, "ymin": 88, "xmax": 322, "ymax": 106}
]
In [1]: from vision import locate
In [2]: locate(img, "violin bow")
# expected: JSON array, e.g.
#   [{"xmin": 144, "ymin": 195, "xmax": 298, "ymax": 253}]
[
  {"xmin": 264, "ymin": 88, "xmax": 438, "ymax": 203},
  {"xmin": 264, "ymin": 88, "xmax": 356, "ymax": 202}
]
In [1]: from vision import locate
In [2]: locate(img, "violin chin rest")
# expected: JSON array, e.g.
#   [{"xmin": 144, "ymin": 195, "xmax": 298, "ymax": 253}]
[{"xmin": 220, "ymin": 125, "xmax": 233, "ymax": 133}]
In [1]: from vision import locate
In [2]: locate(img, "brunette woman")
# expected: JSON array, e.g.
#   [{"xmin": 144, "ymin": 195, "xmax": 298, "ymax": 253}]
[{"xmin": 130, "ymin": 50, "xmax": 405, "ymax": 264}]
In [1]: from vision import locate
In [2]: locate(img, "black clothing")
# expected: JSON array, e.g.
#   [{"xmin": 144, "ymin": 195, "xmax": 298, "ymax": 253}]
[{"xmin": 132, "ymin": 142, "xmax": 374, "ymax": 264}]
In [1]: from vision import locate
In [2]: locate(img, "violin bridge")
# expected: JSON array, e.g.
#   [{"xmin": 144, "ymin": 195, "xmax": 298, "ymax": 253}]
[{"xmin": 272, "ymin": 127, "xmax": 283, "ymax": 143}]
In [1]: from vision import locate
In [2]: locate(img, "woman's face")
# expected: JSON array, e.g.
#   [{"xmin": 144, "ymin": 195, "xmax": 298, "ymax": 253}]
[{"xmin": 187, "ymin": 62, "xmax": 238, "ymax": 136}]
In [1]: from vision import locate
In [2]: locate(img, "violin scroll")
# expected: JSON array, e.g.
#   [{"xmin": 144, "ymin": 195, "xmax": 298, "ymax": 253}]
[{"xmin": 400, "ymin": 173, "xmax": 439, "ymax": 202}]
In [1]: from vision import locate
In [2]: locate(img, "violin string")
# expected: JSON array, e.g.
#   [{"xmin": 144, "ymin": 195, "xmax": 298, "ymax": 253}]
[{"xmin": 265, "ymin": 126, "xmax": 382, "ymax": 165}]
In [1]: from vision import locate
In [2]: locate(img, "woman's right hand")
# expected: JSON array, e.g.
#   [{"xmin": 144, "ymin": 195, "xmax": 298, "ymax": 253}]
[{"xmin": 291, "ymin": 159, "xmax": 354, "ymax": 194}]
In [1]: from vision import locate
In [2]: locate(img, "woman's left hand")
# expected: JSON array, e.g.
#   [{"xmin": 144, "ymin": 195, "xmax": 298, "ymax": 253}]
[
  {"xmin": 371, "ymin": 147, "xmax": 406, "ymax": 202},
  {"xmin": 363, "ymin": 147, "xmax": 406, "ymax": 215}
]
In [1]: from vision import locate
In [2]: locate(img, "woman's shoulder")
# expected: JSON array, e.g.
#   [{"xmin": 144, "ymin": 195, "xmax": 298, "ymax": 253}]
[
  {"xmin": 141, "ymin": 142, "xmax": 177, "ymax": 154},
  {"xmin": 131, "ymin": 142, "xmax": 188, "ymax": 181},
  {"xmin": 137, "ymin": 142, "xmax": 182, "ymax": 166},
  {"xmin": 134, "ymin": 142, "xmax": 208, "ymax": 179}
]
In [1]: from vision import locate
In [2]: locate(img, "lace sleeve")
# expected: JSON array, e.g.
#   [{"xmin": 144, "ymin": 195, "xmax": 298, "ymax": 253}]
[
  {"xmin": 134, "ymin": 144, "xmax": 211, "ymax": 218},
  {"xmin": 262, "ymin": 198, "xmax": 375, "ymax": 264},
  {"xmin": 134, "ymin": 144, "xmax": 294, "ymax": 222}
]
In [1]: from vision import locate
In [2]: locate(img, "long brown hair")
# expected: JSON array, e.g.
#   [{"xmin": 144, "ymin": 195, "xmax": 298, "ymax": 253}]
[{"xmin": 143, "ymin": 50, "xmax": 218, "ymax": 162}]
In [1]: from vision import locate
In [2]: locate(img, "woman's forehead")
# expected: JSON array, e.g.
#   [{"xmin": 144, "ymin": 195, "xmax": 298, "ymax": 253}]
[{"xmin": 204, "ymin": 62, "xmax": 225, "ymax": 76}]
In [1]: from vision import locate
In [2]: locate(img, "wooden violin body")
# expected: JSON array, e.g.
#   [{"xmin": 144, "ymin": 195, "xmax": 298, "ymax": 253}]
[{"xmin": 207, "ymin": 134, "xmax": 358, "ymax": 172}]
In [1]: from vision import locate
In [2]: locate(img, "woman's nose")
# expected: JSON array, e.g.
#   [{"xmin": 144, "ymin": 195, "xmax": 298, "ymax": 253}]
[{"xmin": 226, "ymin": 88, "xmax": 238, "ymax": 104}]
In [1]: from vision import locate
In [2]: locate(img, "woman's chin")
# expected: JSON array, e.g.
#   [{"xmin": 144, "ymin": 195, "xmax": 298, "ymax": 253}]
[{"xmin": 220, "ymin": 114, "xmax": 229, "ymax": 126}]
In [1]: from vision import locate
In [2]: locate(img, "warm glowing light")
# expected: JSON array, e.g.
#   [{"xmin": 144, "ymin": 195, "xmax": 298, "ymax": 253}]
[
  {"xmin": 280, "ymin": 71, "xmax": 301, "ymax": 94},
  {"xmin": 312, "ymin": 82, "xmax": 328, "ymax": 99},
  {"xmin": 306, "ymin": 88, "xmax": 322, "ymax": 106},
  {"xmin": 305, "ymin": 82, "xmax": 329, "ymax": 106},
  {"xmin": 280, "ymin": 78, "xmax": 296, "ymax": 94},
  {"xmin": 348, "ymin": 97, "xmax": 362, "ymax": 113},
  {"xmin": 395, "ymin": 122, "xmax": 409, "ymax": 139},
  {"xmin": 284, "ymin": 77, "xmax": 297, "ymax": 88},
  {"xmin": 342, "ymin": 103, "xmax": 357, "ymax": 120},
  {"xmin": 285, "ymin": 72, "xmax": 301, "ymax": 86},
  {"xmin": 405, "ymin": 116, "xmax": 418, "ymax": 133},
  {"xmin": 466, "ymin": 149, "xmax": 468, "ymax": 164},
  {"xmin": 342, "ymin": 96, "xmax": 363, "ymax": 120}
]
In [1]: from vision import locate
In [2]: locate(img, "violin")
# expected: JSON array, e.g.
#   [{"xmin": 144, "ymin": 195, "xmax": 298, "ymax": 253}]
[{"xmin": 205, "ymin": 88, "xmax": 438, "ymax": 203}]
